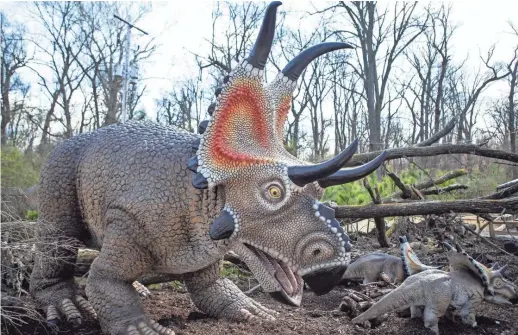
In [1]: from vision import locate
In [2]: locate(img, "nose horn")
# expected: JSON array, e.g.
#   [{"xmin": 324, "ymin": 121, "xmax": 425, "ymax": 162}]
[{"xmin": 302, "ymin": 266, "xmax": 346, "ymax": 296}]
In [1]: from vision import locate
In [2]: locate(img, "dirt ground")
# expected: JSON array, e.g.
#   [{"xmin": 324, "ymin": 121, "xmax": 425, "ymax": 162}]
[{"xmin": 4, "ymin": 233, "xmax": 518, "ymax": 335}]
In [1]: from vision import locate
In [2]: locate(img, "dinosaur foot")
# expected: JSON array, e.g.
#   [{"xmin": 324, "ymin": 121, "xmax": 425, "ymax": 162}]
[
  {"xmin": 126, "ymin": 320, "xmax": 174, "ymax": 335},
  {"xmin": 132, "ymin": 281, "xmax": 152, "ymax": 298},
  {"xmin": 46, "ymin": 295, "xmax": 97, "ymax": 325},
  {"xmin": 223, "ymin": 296, "xmax": 278, "ymax": 322}
]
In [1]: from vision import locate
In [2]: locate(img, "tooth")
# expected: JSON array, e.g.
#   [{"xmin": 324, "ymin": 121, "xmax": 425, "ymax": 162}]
[
  {"xmin": 314, "ymin": 211, "xmax": 320, "ymax": 217},
  {"xmin": 331, "ymin": 227, "xmax": 337, "ymax": 233},
  {"xmin": 337, "ymin": 233, "xmax": 342, "ymax": 237},
  {"xmin": 312, "ymin": 204, "xmax": 319, "ymax": 210},
  {"xmin": 319, "ymin": 216, "xmax": 326, "ymax": 222},
  {"xmin": 326, "ymin": 219, "xmax": 331, "ymax": 224},
  {"xmin": 341, "ymin": 241, "xmax": 346, "ymax": 246}
]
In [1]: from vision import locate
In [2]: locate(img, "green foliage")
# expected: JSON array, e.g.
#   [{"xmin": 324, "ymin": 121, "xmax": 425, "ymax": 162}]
[
  {"xmin": 25, "ymin": 210, "xmax": 39, "ymax": 221},
  {"xmin": 1, "ymin": 146, "xmax": 40, "ymax": 189},
  {"xmin": 220, "ymin": 261, "xmax": 250, "ymax": 280}
]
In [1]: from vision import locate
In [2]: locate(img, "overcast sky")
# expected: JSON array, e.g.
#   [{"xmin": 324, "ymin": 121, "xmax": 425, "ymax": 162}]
[
  {"xmin": 2, "ymin": 1, "xmax": 518, "ymax": 136},
  {"xmin": 136, "ymin": 1, "xmax": 518, "ymax": 118}
]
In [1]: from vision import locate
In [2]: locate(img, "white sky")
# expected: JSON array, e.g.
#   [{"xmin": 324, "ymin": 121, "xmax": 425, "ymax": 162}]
[
  {"xmin": 2, "ymin": 1, "xmax": 517, "ymax": 143},
  {"xmin": 136, "ymin": 1, "xmax": 518, "ymax": 118}
]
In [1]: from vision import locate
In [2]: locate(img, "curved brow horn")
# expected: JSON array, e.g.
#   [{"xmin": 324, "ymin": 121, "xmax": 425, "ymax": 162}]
[
  {"xmin": 317, "ymin": 151, "xmax": 388, "ymax": 188},
  {"xmin": 287, "ymin": 139, "xmax": 358, "ymax": 187},
  {"xmin": 282, "ymin": 42, "xmax": 354, "ymax": 81},
  {"xmin": 245, "ymin": 1, "xmax": 282, "ymax": 69}
]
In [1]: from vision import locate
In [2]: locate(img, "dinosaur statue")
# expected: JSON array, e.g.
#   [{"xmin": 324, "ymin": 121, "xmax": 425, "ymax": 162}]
[
  {"xmin": 352, "ymin": 242, "xmax": 517, "ymax": 334},
  {"xmin": 29, "ymin": 2, "xmax": 387, "ymax": 335},
  {"xmin": 341, "ymin": 236, "xmax": 436, "ymax": 284}
]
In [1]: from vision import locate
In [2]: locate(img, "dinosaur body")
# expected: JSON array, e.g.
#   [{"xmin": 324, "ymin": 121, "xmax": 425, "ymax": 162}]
[
  {"xmin": 342, "ymin": 253, "xmax": 405, "ymax": 284},
  {"xmin": 342, "ymin": 236, "xmax": 436, "ymax": 284},
  {"xmin": 353, "ymin": 244, "xmax": 517, "ymax": 334},
  {"xmin": 30, "ymin": 3, "xmax": 387, "ymax": 335}
]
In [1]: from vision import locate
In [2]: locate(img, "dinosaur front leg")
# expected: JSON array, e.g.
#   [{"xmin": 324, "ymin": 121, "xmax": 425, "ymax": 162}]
[
  {"xmin": 184, "ymin": 262, "xmax": 278, "ymax": 321},
  {"xmin": 458, "ymin": 301, "xmax": 477, "ymax": 327},
  {"xmin": 86, "ymin": 216, "xmax": 174, "ymax": 335}
]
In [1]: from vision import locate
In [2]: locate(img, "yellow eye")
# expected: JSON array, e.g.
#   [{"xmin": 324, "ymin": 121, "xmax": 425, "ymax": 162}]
[{"xmin": 268, "ymin": 185, "xmax": 282, "ymax": 199}]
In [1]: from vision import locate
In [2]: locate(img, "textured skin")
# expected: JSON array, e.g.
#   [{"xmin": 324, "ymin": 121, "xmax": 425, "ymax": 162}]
[
  {"xmin": 342, "ymin": 253, "xmax": 405, "ymax": 284},
  {"xmin": 353, "ymin": 268, "xmax": 517, "ymax": 335},
  {"xmin": 29, "ymin": 5, "xmax": 365, "ymax": 333},
  {"xmin": 30, "ymin": 122, "xmax": 242, "ymax": 334},
  {"xmin": 342, "ymin": 239, "xmax": 435, "ymax": 284},
  {"xmin": 30, "ymin": 120, "xmax": 349, "ymax": 334}
]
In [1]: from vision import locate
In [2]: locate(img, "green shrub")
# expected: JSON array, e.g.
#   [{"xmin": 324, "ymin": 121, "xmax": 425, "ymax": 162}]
[
  {"xmin": 1, "ymin": 146, "xmax": 40, "ymax": 189},
  {"xmin": 322, "ymin": 166, "xmax": 499, "ymax": 205},
  {"xmin": 25, "ymin": 210, "xmax": 39, "ymax": 221}
]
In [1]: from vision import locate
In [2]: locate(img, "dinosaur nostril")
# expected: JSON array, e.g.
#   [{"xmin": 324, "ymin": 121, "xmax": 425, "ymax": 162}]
[{"xmin": 313, "ymin": 249, "xmax": 321, "ymax": 257}]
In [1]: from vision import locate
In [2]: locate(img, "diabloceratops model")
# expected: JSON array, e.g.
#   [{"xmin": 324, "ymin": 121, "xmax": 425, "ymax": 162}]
[{"xmin": 30, "ymin": 2, "xmax": 386, "ymax": 335}]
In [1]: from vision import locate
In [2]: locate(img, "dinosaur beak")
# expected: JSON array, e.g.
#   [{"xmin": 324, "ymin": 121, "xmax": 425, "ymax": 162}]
[
  {"xmin": 302, "ymin": 266, "xmax": 346, "ymax": 295},
  {"xmin": 269, "ymin": 288, "xmax": 303, "ymax": 307}
]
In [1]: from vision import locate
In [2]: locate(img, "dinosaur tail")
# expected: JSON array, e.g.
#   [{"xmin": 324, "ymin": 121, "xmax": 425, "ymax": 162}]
[{"xmin": 352, "ymin": 280, "xmax": 424, "ymax": 323}]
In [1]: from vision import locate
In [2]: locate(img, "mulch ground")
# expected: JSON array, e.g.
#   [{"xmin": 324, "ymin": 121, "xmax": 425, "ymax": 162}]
[{"xmin": 4, "ymin": 233, "xmax": 518, "ymax": 335}]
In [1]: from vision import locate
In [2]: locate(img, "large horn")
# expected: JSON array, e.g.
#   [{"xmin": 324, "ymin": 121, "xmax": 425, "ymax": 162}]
[
  {"xmin": 318, "ymin": 151, "xmax": 388, "ymax": 188},
  {"xmin": 245, "ymin": 1, "xmax": 282, "ymax": 69},
  {"xmin": 287, "ymin": 140, "xmax": 358, "ymax": 187},
  {"xmin": 282, "ymin": 42, "xmax": 354, "ymax": 81}
]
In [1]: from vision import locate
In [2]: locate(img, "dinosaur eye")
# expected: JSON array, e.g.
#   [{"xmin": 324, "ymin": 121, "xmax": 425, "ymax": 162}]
[
  {"xmin": 493, "ymin": 278, "xmax": 503, "ymax": 288},
  {"xmin": 268, "ymin": 185, "xmax": 282, "ymax": 199}
]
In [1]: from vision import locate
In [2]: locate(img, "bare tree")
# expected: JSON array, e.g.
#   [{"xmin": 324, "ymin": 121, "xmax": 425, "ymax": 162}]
[
  {"xmin": 197, "ymin": 2, "xmax": 267, "ymax": 81},
  {"xmin": 337, "ymin": 2, "xmax": 428, "ymax": 153},
  {"xmin": 507, "ymin": 23, "xmax": 518, "ymax": 177},
  {"xmin": 29, "ymin": 2, "xmax": 94, "ymax": 152},
  {"xmin": 156, "ymin": 76, "xmax": 206, "ymax": 132},
  {"xmin": 77, "ymin": 2, "xmax": 156, "ymax": 127},
  {"xmin": 0, "ymin": 12, "xmax": 31, "ymax": 146}
]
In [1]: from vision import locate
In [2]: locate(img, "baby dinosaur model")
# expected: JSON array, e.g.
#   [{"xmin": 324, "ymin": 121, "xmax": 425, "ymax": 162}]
[
  {"xmin": 29, "ymin": 2, "xmax": 387, "ymax": 335},
  {"xmin": 342, "ymin": 236, "xmax": 436, "ymax": 284},
  {"xmin": 352, "ymin": 242, "xmax": 517, "ymax": 334}
]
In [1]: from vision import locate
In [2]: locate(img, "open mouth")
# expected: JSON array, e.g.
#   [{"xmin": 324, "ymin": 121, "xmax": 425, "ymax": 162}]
[{"xmin": 243, "ymin": 243, "xmax": 303, "ymax": 306}]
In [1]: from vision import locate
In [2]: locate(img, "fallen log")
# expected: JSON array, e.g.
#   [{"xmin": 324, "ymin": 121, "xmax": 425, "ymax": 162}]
[
  {"xmin": 333, "ymin": 196, "xmax": 518, "ymax": 219},
  {"xmin": 344, "ymin": 143, "xmax": 518, "ymax": 167}
]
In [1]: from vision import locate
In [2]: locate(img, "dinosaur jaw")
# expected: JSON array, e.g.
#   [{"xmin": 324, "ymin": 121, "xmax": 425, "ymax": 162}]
[{"xmin": 236, "ymin": 242, "xmax": 303, "ymax": 307}]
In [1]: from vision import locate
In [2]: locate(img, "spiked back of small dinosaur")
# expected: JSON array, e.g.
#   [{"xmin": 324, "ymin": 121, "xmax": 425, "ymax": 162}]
[
  {"xmin": 399, "ymin": 236, "xmax": 438, "ymax": 277},
  {"xmin": 186, "ymin": 2, "xmax": 386, "ymax": 305},
  {"xmin": 444, "ymin": 241, "xmax": 516, "ymax": 303}
]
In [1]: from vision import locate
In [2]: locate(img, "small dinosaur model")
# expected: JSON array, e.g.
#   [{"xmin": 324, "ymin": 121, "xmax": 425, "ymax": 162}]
[
  {"xmin": 342, "ymin": 236, "xmax": 435, "ymax": 284},
  {"xmin": 352, "ymin": 242, "xmax": 517, "ymax": 334},
  {"xmin": 29, "ymin": 2, "xmax": 386, "ymax": 335}
]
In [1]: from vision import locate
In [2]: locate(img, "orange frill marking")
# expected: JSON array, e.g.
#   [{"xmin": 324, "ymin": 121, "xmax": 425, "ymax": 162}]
[{"xmin": 208, "ymin": 78, "xmax": 271, "ymax": 167}]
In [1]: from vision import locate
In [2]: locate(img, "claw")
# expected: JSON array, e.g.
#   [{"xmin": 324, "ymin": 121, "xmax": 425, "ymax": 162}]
[
  {"xmin": 133, "ymin": 281, "xmax": 152, "ymax": 298},
  {"xmin": 61, "ymin": 298, "xmax": 82, "ymax": 323},
  {"xmin": 46, "ymin": 319, "xmax": 58, "ymax": 326},
  {"xmin": 125, "ymin": 319, "xmax": 174, "ymax": 335},
  {"xmin": 127, "ymin": 324, "xmax": 140, "ymax": 335},
  {"xmin": 46, "ymin": 305, "xmax": 59, "ymax": 323},
  {"xmin": 239, "ymin": 308, "xmax": 256, "ymax": 321},
  {"xmin": 74, "ymin": 295, "xmax": 97, "ymax": 319},
  {"xmin": 150, "ymin": 320, "xmax": 175, "ymax": 335}
]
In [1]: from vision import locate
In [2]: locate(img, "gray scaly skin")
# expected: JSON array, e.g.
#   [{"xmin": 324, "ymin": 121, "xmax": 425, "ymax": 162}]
[
  {"xmin": 342, "ymin": 253, "xmax": 405, "ymax": 284},
  {"xmin": 342, "ymin": 236, "xmax": 435, "ymax": 284},
  {"xmin": 30, "ymin": 3, "xmax": 387, "ymax": 335},
  {"xmin": 352, "ymin": 244, "xmax": 518, "ymax": 334}
]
